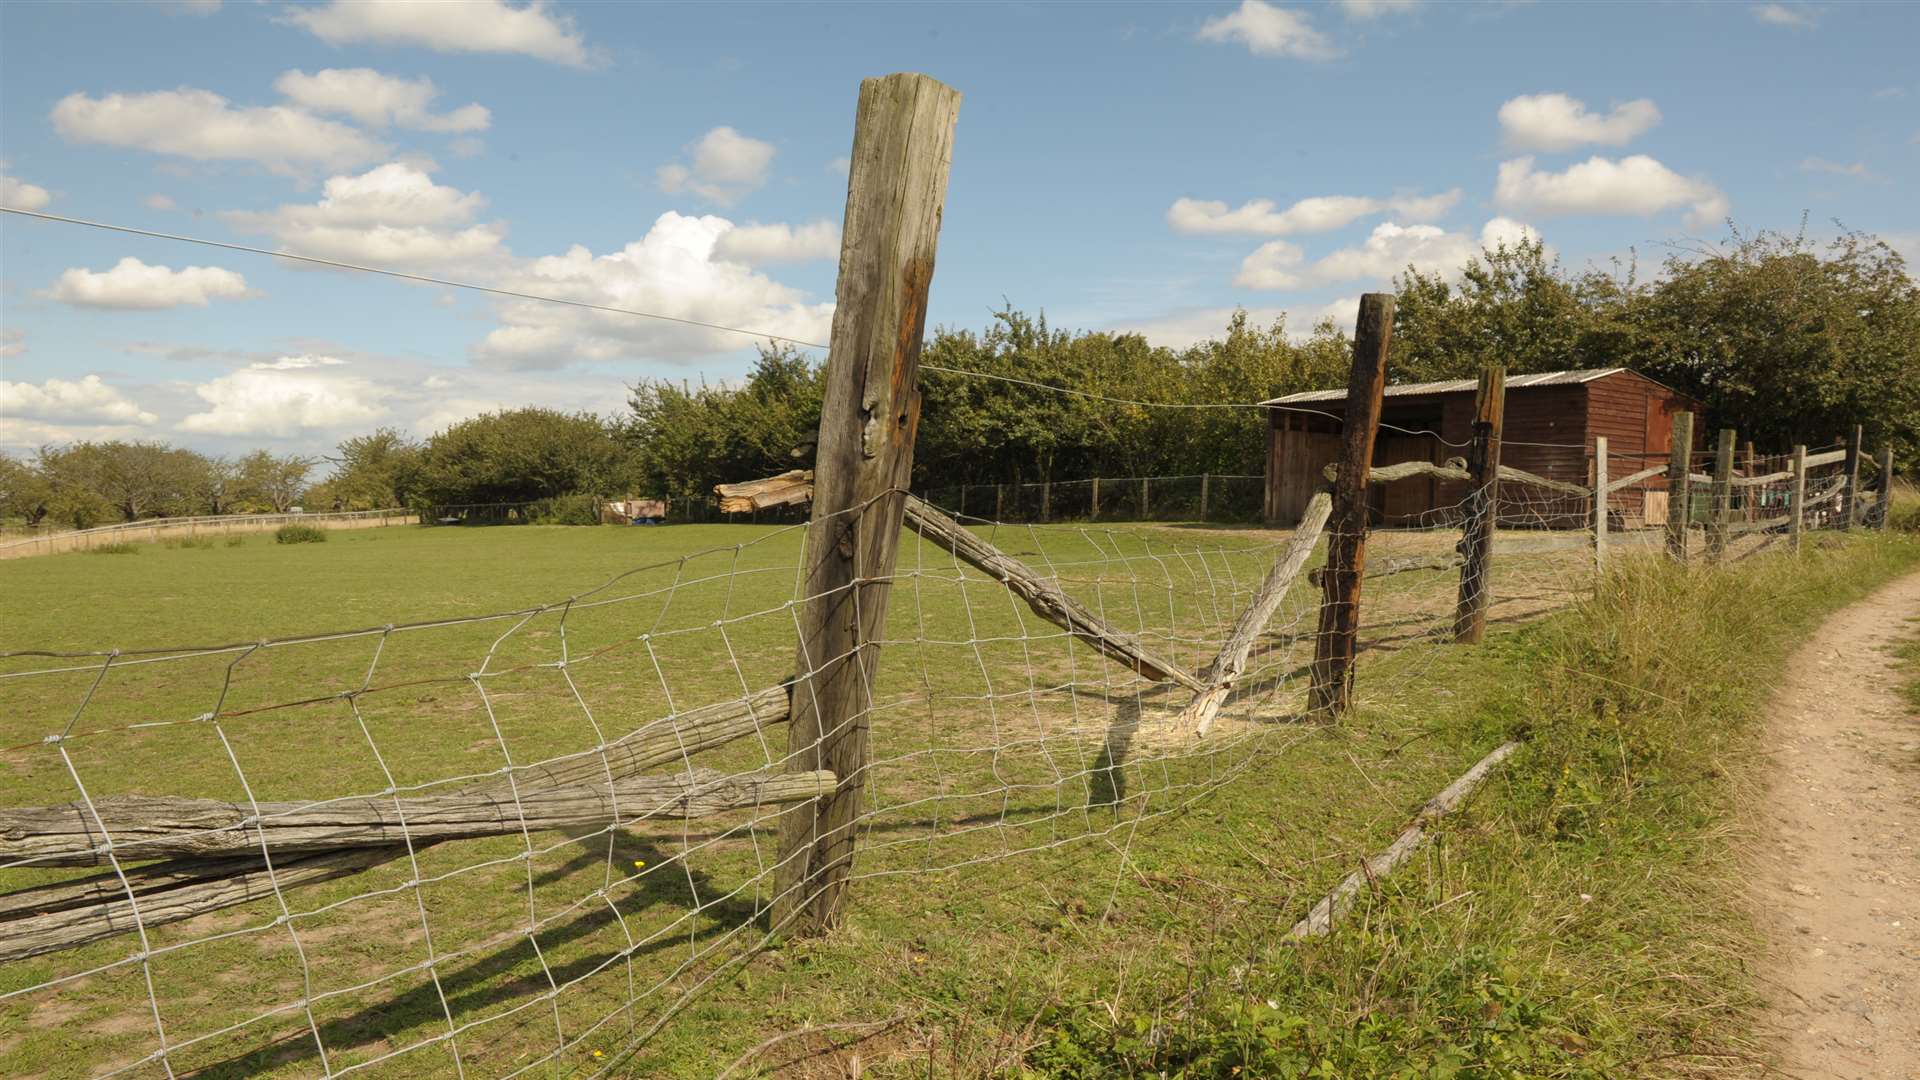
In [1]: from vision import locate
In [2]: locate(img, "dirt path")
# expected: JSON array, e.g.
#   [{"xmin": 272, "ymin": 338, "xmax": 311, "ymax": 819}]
[{"xmin": 1755, "ymin": 570, "xmax": 1920, "ymax": 1079}]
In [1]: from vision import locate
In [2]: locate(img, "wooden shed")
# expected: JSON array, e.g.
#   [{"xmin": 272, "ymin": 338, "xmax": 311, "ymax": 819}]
[{"xmin": 1262, "ymin": 368, "xmax": 1702, "ymax": 529}]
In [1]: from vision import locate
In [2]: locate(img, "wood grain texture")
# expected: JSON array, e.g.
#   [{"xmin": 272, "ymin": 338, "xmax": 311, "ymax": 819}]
[
  {"xmin": 1308, "ymin": 295, "xmax": 1392, "ymax": 716},
  {"xmin": 1708, "ymin": 427, "xmax": 1736, "ymax": 561},
  {"xmin": 774, "ymin": 73, "xmax": 961, "ymax": 936},
  {"xmin": 1666, "ymin": 411, "xmax": 1694, "ymax": 561},
  {"xmin": 1453, "ymin": 367, "xmax": 1505, "ymax": 644}
]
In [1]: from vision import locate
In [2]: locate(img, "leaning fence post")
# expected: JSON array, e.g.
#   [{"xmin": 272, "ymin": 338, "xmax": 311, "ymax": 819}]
[
  {"xmin": 1666, "ymin": 411, "xmax": 1694, "ymax": 562},
  {"xmin": 1876, "ymin": 443, "xmax": 1896, "ymax": 530},
  {"xmin": 1308, "ymin": 293, "xmax": 1392, "ymax": 717},
  {"xmin": 1841, "ymin": 424, "xmax": 1862, "ymax": 530},
  {"xmin": 1453, "ymin": 365, "xmax": 1506, "ymax": 644},
  {"xmin": 1708, "ymin": 427, "xmax": 1735, "ymax": 562},
  {"xmin": 772, "ymin": 72, "xmax": 959, "ymax": 938},
  {"xmin": 1592, "ymin": 436, "xmax": 1608, "ymax": 579},
  {"xmin": 1200, "ymin": 472, "xmax": 1211, "ymax": 521},
  {"xmin": 1789, "ymin": 445, "xmax": 1807, "ymax": 553}
]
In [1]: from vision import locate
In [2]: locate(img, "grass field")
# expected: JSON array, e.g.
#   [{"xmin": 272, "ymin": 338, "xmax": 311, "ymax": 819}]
[{"xmin": 2, "ymin": 518, "xmax": 1891, "ymax": 1077}]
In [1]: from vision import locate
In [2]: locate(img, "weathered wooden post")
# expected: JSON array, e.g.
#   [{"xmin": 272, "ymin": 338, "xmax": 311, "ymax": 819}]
[
  {"xmin": 1666, "ymin": 411, "xmax": 1694, "ymax": 562},
  {"xmin": 1200, "ymin": 472, "xmax": 1211, "ymax": 521},
  {"xmin": 1742, "ymin": 440, "xmax": 1757, "ymax": 524},
  {"xmin": 1592, "ymin": 436, "xmax": 1608, "ymax": 579},
  {"xmin": 1708, "ymin": 427, "xmax": 1735, "ymax": 562},
  {"xmin": 1875, "ymin": 443, "xmax": 1896, "ymax": 530},
  {"xmin": 1090, "ymin": 477, "xmax": 1100, "ymax": 519},
  {"xmin": 1139, "ymin": 476, "xmax": 1149, "ymax": 520},
  {"xmin": 994, "ymin": 483, "xmax": 1004, "ymax": 521},
  {"xmin": 1841, "ymin": 424, "xmax": 1862, "ymax": 530},
  {"xmin": 772, "ymin": 73, "xmax": 960, "ymax": 937},
  {"xmin": 1307, "ymin": 293, "xmax": 1392, "ymax": 717},
  {"xmin": 1453, "ymin": 366, "xmax": 1506, "ymax": 644},
  {"xmin": 1789, "ymin": 444, "xmax": 1807, "ymax": 553}
]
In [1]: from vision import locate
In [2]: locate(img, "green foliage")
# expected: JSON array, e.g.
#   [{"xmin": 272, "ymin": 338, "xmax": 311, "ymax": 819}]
[
  {"xmin": 86, "ymin": 542, "xmax": 138, "ymax": 555},
  {"xmin": 35, "ymin": 441, "xmax": 206, "ymax": 525},
  {"xmin": 234, "ymin": 450, "xmax": 316, "ymax": 513},
  {"xmin": 0, "ymin": 455, "xmax": 52, "ymax": 525},
  {"xmin": 522, "ymin": 493, "xmax": 604, "ymax": 526},
  {"xmin": 224, "ymin": 535, "xmax": 247, "ymax": 548},
  {"xmin": 274, "ymin": 523, "xmax": 328, "ymax": 544},
  {"xmin": 410, "ymin": 408, "xmax": 628, "ymax": 508},
  {"xmin": 305, "ymin": 428, "xmax": 421, "ymax": 511},
  {"xmin": 624, "ymin": 343, "xmax": 824, "ymax": 500}
]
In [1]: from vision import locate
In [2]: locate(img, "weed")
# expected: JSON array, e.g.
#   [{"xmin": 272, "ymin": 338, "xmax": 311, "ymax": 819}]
[
  {"xmin": 275, "ymin": 523, "xmax": 328, "ymax": 544},
  {"xmin": 86, "ymin": 542, "xmax": 138, "ymax": 555}
]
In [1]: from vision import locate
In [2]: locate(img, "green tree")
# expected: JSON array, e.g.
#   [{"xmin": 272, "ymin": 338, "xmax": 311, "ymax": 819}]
[
  {"xmin": 412, "ymin": 408, "xmax": 628, "ymax": 507},
  {"xmin": 308, "ymin": 428, "xmax": 422, "ymax": 510},
  {"xmin": 234, "ymin": 450, "xmax": 316, "ymax": 513},
  {"xmin": 0, "ymin": 455, "xmax": 52, "ymax": 525}
]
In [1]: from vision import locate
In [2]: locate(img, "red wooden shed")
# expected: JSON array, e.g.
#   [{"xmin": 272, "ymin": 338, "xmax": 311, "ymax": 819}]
[{"xmin": 1261, "ymin": 367, "xmax": 1703, "ymax": 528}]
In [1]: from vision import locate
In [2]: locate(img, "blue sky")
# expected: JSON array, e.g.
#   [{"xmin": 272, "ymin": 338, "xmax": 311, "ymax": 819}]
[{"xmin": 1, "ymin": 0, "xmax": 1914, "ymax": 460}]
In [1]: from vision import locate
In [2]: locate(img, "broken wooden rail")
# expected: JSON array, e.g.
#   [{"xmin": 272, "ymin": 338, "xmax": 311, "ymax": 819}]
[
  {"xmin": 1, "ymin": 684, "xmax": 798, "ymax": 961},
  {"xmin": 1320, "ymin": 458, "xmax": 1591, "ymax": 499},
  {"xmin": 716, "ymin": 472, "xmax": 1206, "ymax": 692}
]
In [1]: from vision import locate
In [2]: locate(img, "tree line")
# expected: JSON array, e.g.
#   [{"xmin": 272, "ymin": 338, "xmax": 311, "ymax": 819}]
[{"xmin": 4, "ymin": 224, "xmax": 1912, "ymax": 528}]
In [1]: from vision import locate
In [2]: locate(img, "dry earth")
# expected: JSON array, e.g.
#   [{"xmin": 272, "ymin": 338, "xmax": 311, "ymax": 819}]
[{"xmin": 1755, "ymin": 570, "xmax": 1920, "ymax": 1079}]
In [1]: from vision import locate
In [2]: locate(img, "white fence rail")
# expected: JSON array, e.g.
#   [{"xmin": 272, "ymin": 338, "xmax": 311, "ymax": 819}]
[{"xmin": 0, "ymin": 509, "xmax": 417, "ymax": 560}]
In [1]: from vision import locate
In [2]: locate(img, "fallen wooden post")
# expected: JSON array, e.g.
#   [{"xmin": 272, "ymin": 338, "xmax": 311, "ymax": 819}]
[
  {"xmin": 1287, "ymin": 741, "xmax": 1518, "ymax": 939},
  {"xmin": 1604, "ymin": 462, "xmax": 1667, "ymax": 494},
  {"xmin": 716, "ymin": 470, "xmax": 815, "ymax": 512},
  {"xmin": 2, "ymin": 768, "xmax": 836, "ymax": 868},
  {"xmin": 1308, "ymin": 551, "xmax": 1461, "ymax": 587},
  {"xmin": 1322, "ymin": 459, "xmax": 1470, "ymax": 486},
  {"xmin": 1178, "ymin": 490, "xmax": 1332, "ymax": 735},
  {"xmin": 1494, "ymin": 464, "xmax": 1588, "ymax": 499}
]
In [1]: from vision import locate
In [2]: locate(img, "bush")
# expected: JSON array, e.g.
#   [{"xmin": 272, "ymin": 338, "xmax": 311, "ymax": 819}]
[
  {"xmin": 275, "ymin": 524, "xmax": 328, "ymax": 545},
  {"xmin": 523, "ymin": 494, "xmax": 603, "ymax": 526},
  {"xmin": 87, "ymin": 542, "xmax": 138, "ymax": 555}
]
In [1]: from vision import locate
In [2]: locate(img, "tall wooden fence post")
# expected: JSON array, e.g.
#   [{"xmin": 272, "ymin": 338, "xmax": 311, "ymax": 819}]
[
  {"xmin": 1200, "ymin": 472, "xmax": 1211, "ymax": 521},
  {"xmin": 1742, "ymin": 440, "xmax": 1757, "ymax": 524},
  {"xmin": 1789, "ymin": 444, "xmax": 1806, "ymax": 553},
  {"xmin": 994, "ymin": 484, "xmax": 1004, "ymax": 521},
  {"xmin": 1666, "ymin": 411, "xmax": 1694, "ymax": 562},
  {"xmin": 1708, "ymin": 427, "xmax": 1735, "ymax": 562},
  {"xmin": 1453, "ymin": 366, "xmax": 1506, "ymax": 643},
  {"xmin": 1041, "ymin": 480, "xmax": 1052, "ymax": 522},
  {"xmin": 1592, "ymin": 436, "xmax": 1608, "ymax": 579},
  {"xmin": 1139, "ymin": 476, "xmax": 1149, "ymax": 520},
  {"xmin": 1841, "ymin": 424, "xmax": 1862, "ymax": 530},
  {"xmin": 1876, "ymin": 443, "xmax": 1896, "ymax": 530},
  {"xmin": 1090, "ymin": 477, "xmax": 1100, "ymax": 519},
  {"xmin": 1307, "ymin": 293, "xmax": 1392, "ymax": 717},
  {"xmin": 772, "ymin": 72, "xmax": 960, "ymax": 937}
]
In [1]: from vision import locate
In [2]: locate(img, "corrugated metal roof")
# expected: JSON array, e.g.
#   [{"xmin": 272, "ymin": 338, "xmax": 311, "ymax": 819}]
[{"xmin": 1261, "ymin": 367, "xmax": 1625, "ymax": 405}]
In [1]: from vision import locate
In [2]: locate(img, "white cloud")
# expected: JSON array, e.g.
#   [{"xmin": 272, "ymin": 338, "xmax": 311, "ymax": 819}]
[
  {"xmin": 179, "ymin": 357, "xmax": 386, "ymax": 435},
  {"xmin": 472, "ymin": 211, "xmax": 833, "ymax": 370},
  {"xmin": 1799, "ymin": 156, "xmax": 1877, "ymax": 179},
  {"xmin": 656, "ymin": 127, "xmax": 777, "ymax": 205},
  {"xmin": 1752, "ymin": 3, "xmax": 1814, "ymax": 27},
  {"xmin": 1197, "ymin": 1, "xmax": 1337, "ymax": 60},
  {"xmin": 273, "ymin": 68, "xmax": 490, "ymax": 133},
  {"xmin": 712, "ymin": 220, "xmax": 840, "ymax": 264},
  {"xmin": 1168, "ymin": 188, "xmax": 1460, "ymax": 236},
  {"xmin": 1494, "ymin": 155, "xmax": 1728, "ymax": 227},
  {"xmin": 1336, "ymin": 0, "xmax": 1419, "ymax": 17},
  {"xmin": 1, "ymin": 172, "xmax": 52, "ymax": 210},
  {"xmin": 284, "ymin": 0, "xmax": 594, "ymax": 67},
  {"xmin": 1497, "ymin": 93, "xmax": 1661, "ymax": 151},
  {"xmin": 223, "ymin": 162, "xmax": 505, "ymax": 267},
  {"xmin": 1114, "ymin": 298, "xmax": 1362, "ymax": 348},
  {"xmin": 43, "ymin": 257, "xmax": 253, "ymax": 310},
  {"xmin": 1236, "ymin": 218, "xmax": 1541, "ymax": 290},
  {"xmin": 1, "ymin": 374, "xmax": 158, "ymax": 425},
  {"xmin": 165, "ymin": 0, "xmax": 221, "ymax": 14},
  {"xmin": 52, "ymin": 89, "xmax": 387, "ymax": 174},
  {"xmin": 0, "ymin": 329, "xmax": 23, "ymax": 358},
  {"xmin": 144, "ymin": 193, "xmax": 179, "ymax": 211}
]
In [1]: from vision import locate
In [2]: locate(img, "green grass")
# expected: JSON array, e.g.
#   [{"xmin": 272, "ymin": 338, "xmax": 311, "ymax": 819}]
[{"xmin": 1, "ymin": 522, "xmax": 1911, "ymax": 1078}]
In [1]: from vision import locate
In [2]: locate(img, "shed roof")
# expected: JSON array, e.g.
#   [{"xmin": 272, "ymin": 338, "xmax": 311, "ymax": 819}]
[{"xmin": 1261, "ymin": 367, "xmax": 1628, "ymax": 406}]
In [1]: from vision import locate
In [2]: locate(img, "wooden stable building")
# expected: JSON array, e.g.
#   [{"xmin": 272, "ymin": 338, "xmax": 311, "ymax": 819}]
[{"xmin": 1262, "ymin": 367, "xmax": 1703, "ymax": 528}]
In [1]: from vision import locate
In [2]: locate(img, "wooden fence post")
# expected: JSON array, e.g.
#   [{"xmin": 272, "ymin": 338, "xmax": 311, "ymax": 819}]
[
  {"xmin": 1090, "ymin": 477, "xmax": 1100, "ymax": 519},
  {"xmin": 1841, "ymin": 424, "xmax": 1862, "ymax": 530},
  {"xmin": 772, "ymin": 72, "xmax": 960, "ymax": 937},
  {"xmin": 1307, "ymin": 293, "xmax": 1392, "ymax": 717},
  {"xmin": 1139, "ymin": 477, "xmax": 1149, "ymax": 520},
  {"xmin": 1200, "ymin": 472, "xmax": 1211, "ymax": 521},
  {"xmin": 1708, "ymin": 427, "xmax": 1735, "ymax": 562},
  {"xmin": 1592, "ymin": 436, "xmax": 1608, "ymax": 579},
  {"xmin": 1666, "ymin": 411, "xmax": 1694, "ymax": 562},
  {"xmin": 1789, "ymin": 445, "xmax": 1806, "ymax": 553},
  {"xmin": 1876, "ymin": 443, "xmax": 1896, "ymax": 530},
  {"xmin": 1453, "ymin": 366, "xmax": 1506, "ymax": 644},
  {"xmin": 1042, "ymin": 480, "xmax": 1052, "ymax": 522},
  {"xmin": 1742, "ymin": 440, "xmax": 1757, "ymax": 524}
]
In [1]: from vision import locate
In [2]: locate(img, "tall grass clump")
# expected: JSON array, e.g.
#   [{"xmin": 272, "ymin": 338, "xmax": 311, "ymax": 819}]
[
  {"xmin": 86, "ymin": 542, "xmax": 138, "ymax": 555},
  {"xmin": 274, "ymin": 523, "xmax": 328, "ymax": 545}
]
